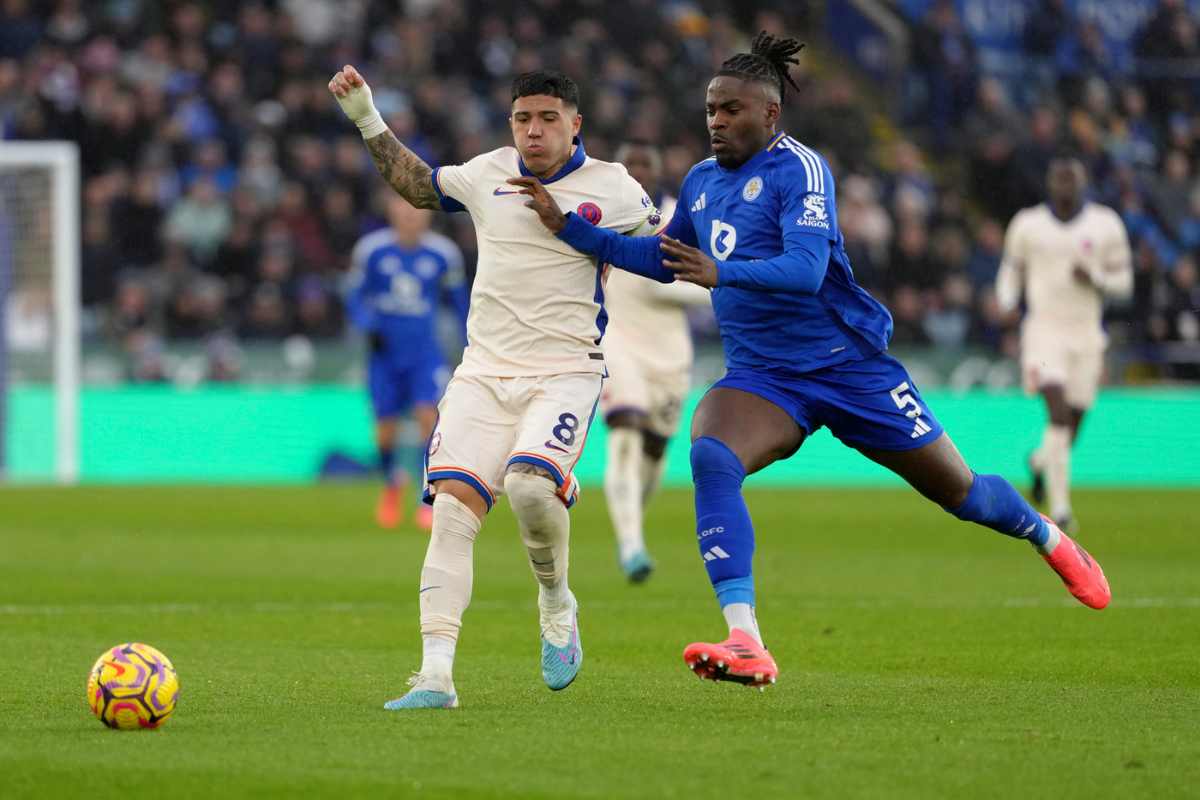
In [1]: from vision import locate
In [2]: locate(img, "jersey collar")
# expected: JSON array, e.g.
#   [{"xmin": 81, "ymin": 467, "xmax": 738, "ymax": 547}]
[
  {"xmin": 1046, "ymin": 200, "xmax": 1087, "ymax": 223},
  {"xmin": 518, "ymin": 136, "xmax": 587, "ymax": 183},
  {"xmin": 716, "ymin": 131, "xmax": 786, "ymax": 175}
]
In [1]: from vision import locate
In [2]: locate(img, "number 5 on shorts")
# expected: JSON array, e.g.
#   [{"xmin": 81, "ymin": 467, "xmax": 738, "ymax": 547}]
[
  {"xmin": 891, "ymin": 382, "xmax": 933, "ymax": 439},
  {"xmin": 890, "ymin": 382, "xmax": 921, "ymax": 418}
]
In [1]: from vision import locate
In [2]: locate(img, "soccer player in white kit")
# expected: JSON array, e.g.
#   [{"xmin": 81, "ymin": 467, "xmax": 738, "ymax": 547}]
[
  {"xmin": 602, "ymin": 142, "xmax": 711, "ymax": 582},
  {"xmin": 329, "ymin": 65, "xmax": 658, "ymax": 709},
  {"xmin": 996, "ymin": 156, "xmax": 1132, "ymax": 531}
]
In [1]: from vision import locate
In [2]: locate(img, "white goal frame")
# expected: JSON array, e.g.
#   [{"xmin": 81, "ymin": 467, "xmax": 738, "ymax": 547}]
[{"xmin": 0, "ymin": 141, "xmax": 80, "ymax": 483}]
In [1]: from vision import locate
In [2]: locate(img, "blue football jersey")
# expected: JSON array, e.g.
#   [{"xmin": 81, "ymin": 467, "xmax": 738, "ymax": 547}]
[
  {"xmin": 672, "ymin": 133, "xmax": 893, "ymax": 374},
  {"xmin": 345, "ymin": 228, "xmax": 469, "ymax": 363}
]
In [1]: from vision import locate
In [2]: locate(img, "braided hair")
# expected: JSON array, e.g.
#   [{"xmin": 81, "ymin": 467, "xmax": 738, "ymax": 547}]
[{"xmin": 716, "ymin": 31, "xmax": 805, "ymax": 103}]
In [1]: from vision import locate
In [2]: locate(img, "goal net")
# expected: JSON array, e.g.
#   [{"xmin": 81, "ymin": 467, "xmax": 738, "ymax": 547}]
[{"xmin": 0, "ymin": 142, "xmax": 80, "ymax": 483}]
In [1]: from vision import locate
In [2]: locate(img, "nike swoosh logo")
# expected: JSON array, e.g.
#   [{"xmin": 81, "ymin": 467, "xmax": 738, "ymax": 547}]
[
  {"xmin": 419, "ymin": 586, "xmax": 441, "ymax": 593},
  {"xmin": 493, "ymin": 188, "xmax": 521, "ymax": 196}
]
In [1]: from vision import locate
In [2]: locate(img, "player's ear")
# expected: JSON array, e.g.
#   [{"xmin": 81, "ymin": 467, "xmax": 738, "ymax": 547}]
[
  {"xmin": 764, "ymin": 100, "xmax": 781, "ymax": 127},
  {"xmin": 572, "ymin": 113, "xmax": 582, "ymax": 136}
]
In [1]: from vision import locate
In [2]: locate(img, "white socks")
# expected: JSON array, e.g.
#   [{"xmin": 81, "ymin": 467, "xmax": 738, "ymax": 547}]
[
  {"xmin": 505, "ymin": 471, "xmax": 571, "ymax": 609},
  {"xmin": 722, "ymin": 603, "xmax": 763, "ymax": 646},
  {"xmin": 1037, "ymin": 522, "xmax": 1062, "ymax": 555},
  {"xmin": 418, "ymin": 493, "xmax": 481, "ymax": 683},
  {"xmin": 1044, "ymin": 424, "xmax": 1073, "ymax": 522},
  {"xmin": 604, "ymin": 428, "xmax": 645, "ymax": 562}
]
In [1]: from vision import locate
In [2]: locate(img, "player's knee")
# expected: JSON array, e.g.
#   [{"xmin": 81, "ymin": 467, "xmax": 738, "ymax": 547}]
[
  {"xmin": 689, "ymin": 436, "xmax": 745, "ymax": 485},
  {"xmin": 503, "ymin": 470, "xmax": 558, "ymax": 518}
]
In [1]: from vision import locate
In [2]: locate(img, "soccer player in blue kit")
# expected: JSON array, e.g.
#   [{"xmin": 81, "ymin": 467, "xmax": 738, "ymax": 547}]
[
  {"xmin": 346, "ymin": 193, "xmax": 469, "ymax": 530},
  {"xmin": 512, "ymin": 32, "xmax": 1112, "ymax": 690}
]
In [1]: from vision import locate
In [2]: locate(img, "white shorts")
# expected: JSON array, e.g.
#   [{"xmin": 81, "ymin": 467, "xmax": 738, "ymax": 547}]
[
  {"xmin": 600, "ymin": 349, "xmax": 689, "ymax": 439},
  {"xmin": 424, "ymin": 372, "xmax": 604, "ymax": 511},
  {"xmin": 1021, "ymin": 339, "xmax": 1104, "ymax": 410}
]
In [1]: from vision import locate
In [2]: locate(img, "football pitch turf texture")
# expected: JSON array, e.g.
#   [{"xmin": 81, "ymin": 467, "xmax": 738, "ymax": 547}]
[{"xmin": 2, "ymin": 485, "xmax": 1197, "ymax": 799}]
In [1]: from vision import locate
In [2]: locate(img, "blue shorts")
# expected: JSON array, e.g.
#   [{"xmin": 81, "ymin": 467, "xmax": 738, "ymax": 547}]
[
  {"xmin": 714, "ymin": 352, "xmax": 943, "ymax": 452},
  {"xmin": 368, "ymin": 355, "xmax": 447, "ymax": 419}
]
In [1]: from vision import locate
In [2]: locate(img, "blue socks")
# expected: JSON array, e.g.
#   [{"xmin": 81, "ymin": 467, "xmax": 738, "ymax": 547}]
[
  {"xmin": 947, "ymin": 472, "xmax": 1050, "ymax": 547},
  {"xmin": 690, "ymin": 437, "xmax": 756, "ymax": 607},
  {"xmin": 379, "ymin": 447, "xmax": 397, "ymax": 486}
]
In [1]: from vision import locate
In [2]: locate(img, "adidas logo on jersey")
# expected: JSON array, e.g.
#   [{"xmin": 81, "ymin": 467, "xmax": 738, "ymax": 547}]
[
  {"xmin": 691, "ymin": 193, "xmax": 707, "ymax": 213},
  {"xmin": 702, "ymin": 545, "xmax": 731, "ymax": 562}
]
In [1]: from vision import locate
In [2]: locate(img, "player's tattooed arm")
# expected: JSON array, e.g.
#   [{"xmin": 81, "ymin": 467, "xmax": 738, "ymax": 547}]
[
  {"xmin": 364, "ymin": 131, "xmax": 440, "ymax": 210},
  {"xmin": 329, "ymin": 64, "xmax": 440, "ymax": 210}
]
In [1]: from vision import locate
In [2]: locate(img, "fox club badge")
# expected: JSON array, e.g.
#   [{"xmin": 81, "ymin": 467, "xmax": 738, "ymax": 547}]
[{"xmin": 742, "ymin": 176, "xmax": 763, "ymax": 202}]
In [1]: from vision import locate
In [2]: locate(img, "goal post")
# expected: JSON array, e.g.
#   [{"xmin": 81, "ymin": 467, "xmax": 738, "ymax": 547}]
[{"xmin": 0, "ymin": 141, "xmax": 81, "ymax": 483}]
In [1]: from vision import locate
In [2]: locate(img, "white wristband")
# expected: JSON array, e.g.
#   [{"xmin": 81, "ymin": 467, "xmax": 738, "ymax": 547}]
[{"xmin": 356, "ymin": 110, "xmax": 387, "ymax": 140}]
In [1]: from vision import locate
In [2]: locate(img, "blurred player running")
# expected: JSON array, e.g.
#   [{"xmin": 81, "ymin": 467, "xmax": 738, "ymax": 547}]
[
  {"xmin": 603, "ymin": 141, "xmax": 711, "ymax": 582},
  {"xmin": 345, "ymin": 193, "xmax": 469, "ymax": 530},
  {"xmin": 331, "ymin": 65, "xmax": 659, "ymax": 708},
  {"xmin": 513, "ymin": 33, "xmax": 1112, "ymax": 692},
  {"xmin": 996, "ymin": 157, "xmax": 1132, "ymax": 532}
]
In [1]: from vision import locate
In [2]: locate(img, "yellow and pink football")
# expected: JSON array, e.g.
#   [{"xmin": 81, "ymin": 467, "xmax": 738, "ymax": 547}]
[{"xmin": 87, "ymin": 643, "xmax": 179, "ymax": 730}]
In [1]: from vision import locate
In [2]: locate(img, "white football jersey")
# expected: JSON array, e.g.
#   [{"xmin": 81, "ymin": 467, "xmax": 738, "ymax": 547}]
[
  {"xmin": 996, "ymin": 201, "xmax": 1132, "ymax": 349},
  {"xmin": 602, "ymin": 195, "xmax": 711, "ymax": 375},
  {"xmin": 433, "ymin": 140, "xmax": 655, "ymax": 377}
]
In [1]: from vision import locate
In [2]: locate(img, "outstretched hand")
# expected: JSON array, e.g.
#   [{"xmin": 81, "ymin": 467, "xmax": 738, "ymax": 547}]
[
  {"xmin": 661, "ymin": 236, "xmax": 718, "ymax": 288},
  {"xmin": 507, "ymin": 177, "xmax": 566, "ymax": 233}
]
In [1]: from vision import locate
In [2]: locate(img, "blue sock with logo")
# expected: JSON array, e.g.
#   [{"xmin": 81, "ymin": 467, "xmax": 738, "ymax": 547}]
[
  {"xmin": 690, "ymin": 436, "xmax": 756, "ymax": 608},
  {"xmin": 947, "ymin": 472, "xmax": 1051, "ymax": 548}
]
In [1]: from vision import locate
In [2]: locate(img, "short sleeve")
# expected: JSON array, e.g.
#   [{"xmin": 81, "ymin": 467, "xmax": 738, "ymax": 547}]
[
  {"xmin": 431, "ymin": 152, "xmax": 495, "ymax": 214},
  {"xmin": 604, "ymin": 167, "xmax": 656, "ymax": 234}
]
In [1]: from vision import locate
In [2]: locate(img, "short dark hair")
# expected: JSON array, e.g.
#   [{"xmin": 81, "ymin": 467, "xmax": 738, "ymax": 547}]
[
  {"xmin": 511, "ymin": 70, "xmax": 580, "ymax": 107},
  {"xmin": 716, "ymin": 31, "xmax": 805, "ymax": 104}
]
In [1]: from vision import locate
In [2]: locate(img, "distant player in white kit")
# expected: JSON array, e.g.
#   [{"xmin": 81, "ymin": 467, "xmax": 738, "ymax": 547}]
[
  {"xmin": 331, "ymin": 65, "xmax": 658, "ymax": 709},
  {"xmin": 996, "ymin": 155, "xmax": 1132, "ymax": 531},
  {"xmin": 602, "ymin": 141, "xmax": 711, "ymax": 582}
]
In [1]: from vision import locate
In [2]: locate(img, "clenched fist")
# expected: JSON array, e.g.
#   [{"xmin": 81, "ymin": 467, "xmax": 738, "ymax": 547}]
[{"xmin": 329, "ymin": 65, "xmax": 387, "ymax": 139}]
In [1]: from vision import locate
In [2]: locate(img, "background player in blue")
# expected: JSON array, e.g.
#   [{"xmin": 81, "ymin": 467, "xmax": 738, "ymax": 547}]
[
  {"xmin": 512, "ymin": 32, "xmax": 1112, "ymax": 690},
  {"xmin": 346, "ymin": 193, "xmax": 469, "ymax": 530}
]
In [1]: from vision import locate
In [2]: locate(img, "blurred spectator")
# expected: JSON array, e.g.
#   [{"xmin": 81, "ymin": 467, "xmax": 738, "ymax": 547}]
[
  {"xmin": 910, "ymin": 0, "xmax": 977, "ymax": 146},
  {"xmin": 165, "ymin": 177, "xmax": 231, "ymax": 265}
]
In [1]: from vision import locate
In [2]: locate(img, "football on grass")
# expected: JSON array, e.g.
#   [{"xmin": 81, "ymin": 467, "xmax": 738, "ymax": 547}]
[{"xmin": 87, "ymin": 643, "xmax": 179, "ymax": 730}]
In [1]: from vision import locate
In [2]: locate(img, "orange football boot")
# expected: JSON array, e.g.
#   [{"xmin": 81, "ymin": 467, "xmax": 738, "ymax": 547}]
[
  {"xmin": 375, "ymin": 485, "xmax": 403, "ymax": 528},
  {"xmin": 1041, "ymin": 516, "xmax": 1111, "ymax": 609},
  {"xmin": 683, "ymin": 628, "xmax": 778, "ymax": 689}
]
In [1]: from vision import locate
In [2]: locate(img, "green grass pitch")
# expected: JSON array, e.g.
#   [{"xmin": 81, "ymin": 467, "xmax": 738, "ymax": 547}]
[{"xmin": 2, "ymin": 485, "xmax": 1197, "ymax": 799}]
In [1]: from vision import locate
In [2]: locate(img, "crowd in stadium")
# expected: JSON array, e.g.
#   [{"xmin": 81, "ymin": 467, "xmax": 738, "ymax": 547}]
[{"xmin": 1, "ymin": 0, "xmax": 1198, "ymax": 380}]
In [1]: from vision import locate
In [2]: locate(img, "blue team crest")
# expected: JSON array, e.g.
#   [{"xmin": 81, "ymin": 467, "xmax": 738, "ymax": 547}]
[
  {"xmin": 742, "ymin": 176, "xmax": 763, "ymax": 202},
  {"xmin": 797, "ymin": 193, "xmax": 830, "ymax": 229}
]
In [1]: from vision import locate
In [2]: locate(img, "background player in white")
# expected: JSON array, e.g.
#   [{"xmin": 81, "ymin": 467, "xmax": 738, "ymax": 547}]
[
  {"xmin": 330, "ymin": 65, "xmax": 656, "ymax": 709},
  {"xmin": 603, "ymin": 141, "xmax": 711, "ymax": 582},
  {"xmin": 996, "ymin": 156, "xmax": 1132, "ymax": 531}
]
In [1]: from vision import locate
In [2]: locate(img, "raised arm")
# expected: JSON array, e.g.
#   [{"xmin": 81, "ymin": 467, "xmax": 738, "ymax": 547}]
[{"xmin": 329, "ymin": 65, "xmax": 440, "ymax": 210}]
